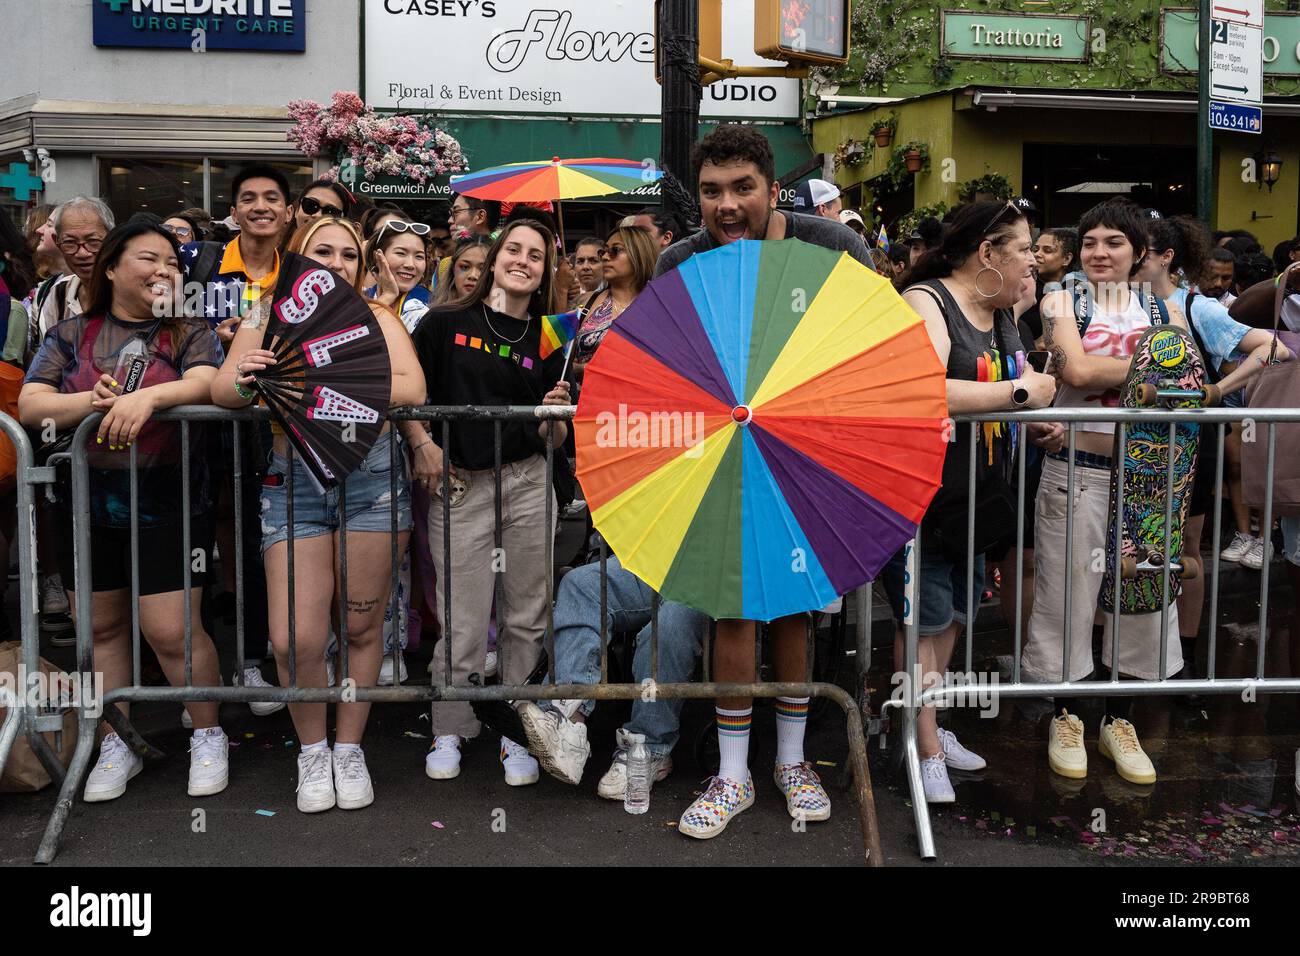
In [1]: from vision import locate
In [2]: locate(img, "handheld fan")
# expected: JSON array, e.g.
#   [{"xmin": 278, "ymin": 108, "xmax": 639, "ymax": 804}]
[{"xmin": 253, "ymin": 253, "xmax": 392, "ymax": 493}]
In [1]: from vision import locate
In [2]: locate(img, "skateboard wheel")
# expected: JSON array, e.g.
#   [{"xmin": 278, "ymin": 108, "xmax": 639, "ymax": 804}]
[
  {"xmin": 1202, "ymin": 384, "xmax": 1221, "ymax": 407},
  {"xmin": 1135, "ymin": 383, "xmax": 1158, "ymax": 407},
  {"xmin": 1179, "ymin": 555, "xmax": 1201, "ymax": 580},
  {"xmin": 1120, "ymin": 556, "xmax": 1138, "ymax": 579}
]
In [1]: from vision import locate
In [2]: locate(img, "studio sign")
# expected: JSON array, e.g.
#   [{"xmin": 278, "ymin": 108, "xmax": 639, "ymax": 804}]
[{"xmin": 486, "ymin": 9, "xmax": 654, "ymax": 73}]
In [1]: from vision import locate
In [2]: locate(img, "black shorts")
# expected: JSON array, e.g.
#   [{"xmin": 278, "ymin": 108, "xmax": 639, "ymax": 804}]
[
  {"xmin": 1189, "ymin": 439, "xmax": 1219, "ymax": 519},
  {"xmin": 57, "ymin": 512, "xmax": 214, "ymax": 595},
  {"xmin": 987, "ymin": 447, "xmax": 1044, "ymax": 562}
]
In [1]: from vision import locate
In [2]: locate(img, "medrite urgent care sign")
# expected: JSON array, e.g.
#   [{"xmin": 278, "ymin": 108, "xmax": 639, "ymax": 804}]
[
  {"xmin": 363, "ymin": 0, "xmax": 799, "ymax": 119},
  {"xmin": 93, "ymin": 0, "xmax": 306, "ymax": 52}
]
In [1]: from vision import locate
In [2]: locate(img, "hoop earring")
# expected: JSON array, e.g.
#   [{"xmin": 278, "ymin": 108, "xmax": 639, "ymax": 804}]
[{"xmin": 975, "ymin": 266, "xmax": 1004, "ymax": 299}]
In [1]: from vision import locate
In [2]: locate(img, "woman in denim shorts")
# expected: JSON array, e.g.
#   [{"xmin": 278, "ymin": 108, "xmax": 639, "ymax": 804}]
[
  {"xmin": 881, "ymin": 201, "xmax": 1061, "ymax": 804},
  {"xmin": 214, "ymin": 216, "xmax": 428, "ymax": 813}
]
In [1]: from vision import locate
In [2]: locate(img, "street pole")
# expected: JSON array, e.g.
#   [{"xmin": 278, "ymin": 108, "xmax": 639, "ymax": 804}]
[
  {"xmin": 1196, "ymin": 0, "xmax": 1213, "ymax": 223},
  {"xmin": 660, "ymin": 0, "xmax": 701, "ymax": 229}
]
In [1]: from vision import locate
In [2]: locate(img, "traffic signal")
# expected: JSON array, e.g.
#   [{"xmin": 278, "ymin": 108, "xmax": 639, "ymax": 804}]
[
  {"xmin": 655, "ymin": 0, "xmax": 723, "ymax": 84},
  {"xmin": 754, "ymin": 0, "xmax": 851, "ymax": 66}
]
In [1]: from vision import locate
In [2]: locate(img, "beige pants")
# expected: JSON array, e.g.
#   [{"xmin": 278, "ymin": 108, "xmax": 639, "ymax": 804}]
[
  {"xmin": 428, "ymin": 454, "xmax": 556, "ymax": 737},
  {"xmin": 1022, "ymin": 455, "xmax": 1183, "ymax": 683}
]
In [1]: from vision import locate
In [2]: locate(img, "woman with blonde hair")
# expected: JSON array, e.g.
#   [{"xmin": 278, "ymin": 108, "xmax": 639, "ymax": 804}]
[
  {"xmin": 214, "ymin": 215, "xmax": 429, "ymax": 813},
  {"xmin": 571, "ymin": 224, "xmax": 657, "ymax": 386}
]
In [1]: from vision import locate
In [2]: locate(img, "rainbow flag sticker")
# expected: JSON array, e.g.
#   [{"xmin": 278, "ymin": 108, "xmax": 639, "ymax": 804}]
[{"xmin": 540, "ymin": 309, "xmax": 581, "ymax": 360}]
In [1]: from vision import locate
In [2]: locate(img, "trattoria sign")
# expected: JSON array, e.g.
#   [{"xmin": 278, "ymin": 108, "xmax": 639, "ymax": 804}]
[{"xmin": 940, "ymin": 11, "xmax": 1091, "ymax": 63}]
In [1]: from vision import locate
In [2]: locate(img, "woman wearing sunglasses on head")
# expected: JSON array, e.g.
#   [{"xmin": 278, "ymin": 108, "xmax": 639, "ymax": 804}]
[
  {"xmin": 214, "ymin": 215, "xmax": 428, "ymax": 813},
  {"xmin": 364, "ymin": 220, "xmax": 432, "ymax": 333}
]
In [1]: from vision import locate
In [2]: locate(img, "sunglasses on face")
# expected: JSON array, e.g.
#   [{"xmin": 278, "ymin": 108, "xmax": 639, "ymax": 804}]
[
  {"xmin": 163, "ymin": 224, "xmax": 193, "ymax": 240},
  {"xmin": 299, "ymin": 195, "xmax": 344, "ymax": 217},
  {"xmin": 601, "ymin": 245, "xmax": 626, "ymax": 259}
]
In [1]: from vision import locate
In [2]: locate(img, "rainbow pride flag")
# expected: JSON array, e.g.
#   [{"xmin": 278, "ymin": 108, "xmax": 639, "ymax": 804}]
[
  {"xmin": 875, "ymin": 225, "xmax": 890, "ymax": 255},
  {"xmin": 539, "ymin": 309, "xmax": 581, "ymax": 360}
]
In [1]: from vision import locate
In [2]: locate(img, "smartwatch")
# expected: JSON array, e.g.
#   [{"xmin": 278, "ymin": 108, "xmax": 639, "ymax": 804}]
[{"xmin": 1011, "ymin": 380, "xmax": 1030, "ymax": 407}]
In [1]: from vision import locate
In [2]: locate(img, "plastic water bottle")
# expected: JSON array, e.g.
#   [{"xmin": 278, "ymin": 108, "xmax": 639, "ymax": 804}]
[
  {"xmin": 623, "ymin": 733, "xmax": 650, "ymax": 815},
  {"xmin": 112, "ymin": 337, "xmax": 151, "ymax": 395}
]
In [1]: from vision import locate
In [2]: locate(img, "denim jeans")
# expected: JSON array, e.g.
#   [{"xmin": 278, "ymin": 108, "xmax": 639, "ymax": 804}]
[{"xmin": 542, "ymin": 557, "xmax": 707, "ymax": 760}]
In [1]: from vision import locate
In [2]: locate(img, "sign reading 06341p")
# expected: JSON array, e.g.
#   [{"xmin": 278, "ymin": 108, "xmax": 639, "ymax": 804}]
[{"xmin": 93, "ymin": 0, "xmax": 306, "ymax": 52}]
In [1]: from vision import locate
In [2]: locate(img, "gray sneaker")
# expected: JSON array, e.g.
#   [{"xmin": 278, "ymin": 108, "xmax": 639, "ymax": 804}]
[{"xmin": 596, "ymin": 728, "xmax": 672, "ymax": 800}]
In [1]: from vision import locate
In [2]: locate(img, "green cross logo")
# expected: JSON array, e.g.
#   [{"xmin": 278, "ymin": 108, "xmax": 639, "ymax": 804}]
[
  {"xmin": 0, "ymin": 163, "xmax": 44, "ymax": 202},
  {"xmin": 101, "ymin": 0, "xmax": 130, "ymax": 12}
]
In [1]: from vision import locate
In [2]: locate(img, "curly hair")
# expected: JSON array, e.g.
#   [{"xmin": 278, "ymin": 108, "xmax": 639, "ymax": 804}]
[{"xmin": 691, "ymin": 125, "xmax": 776, "ymax": 186}]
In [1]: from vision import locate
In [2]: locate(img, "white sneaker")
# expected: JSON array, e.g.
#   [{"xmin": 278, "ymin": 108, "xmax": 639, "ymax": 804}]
[
  {"xmin": 500, "ymin": 736, "xmax": 539, "ymax": 786},
  {"xmin": 596, "ymin": 727, "xmax": 672, "ymax": 800},
  {"xmin": 484, "ymin": 650, "xmax": 499, "ymax": 678},
  {"xmin": 187, "ymin": 730, "xmax": 230, "ymax": 797},
  {"xmin": 296, "ymin": 747, "xmax": 336, "ymax": 813},
  {"xmin": 378, "ymin": 653, "xmax": 407, "ymax": 686},
  {"xmin": 425, "ymin": 735, "xmax": 462, "ymax": 780},
  {"xmin": 242, "ymin": 666, "xmax": 285, "ymax": 716},
  {"xmin": 518, "ymin": 702, "xmax": 590, "ymax": 785},
  {"xmin": 921, "ymin": 754, "xmax": 955, "ymax": 803},
  {"xmin": 937, "ymin": 727, "xmax": 986, "ymax": 771},
  {"xmin": 332, "ymin": 748, "xmax": 374, "ymax": 810},
  {"xmin": 1048, "ymin": 711, "xmax": 1088, "ymax": 779},
  {"xmin": 1098, "ymin": 717, "xmax": 1156, "ymax": 784},
  {"xmin": 83, "ymin": 733, "xmax": 143, "ymax": 802},
  {"xmin": 1239, "ymin": 535, "xmax": 1270, "ymax": 571},
  {"xmin": 1220, "ymin": 531, "xmax": 1253, "ymax": 563}
]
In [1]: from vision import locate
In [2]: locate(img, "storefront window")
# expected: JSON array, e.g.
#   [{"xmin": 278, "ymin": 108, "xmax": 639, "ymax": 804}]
[{"xmin": 100, "ymin": 157, "xmax": 314, "ymax": 224}]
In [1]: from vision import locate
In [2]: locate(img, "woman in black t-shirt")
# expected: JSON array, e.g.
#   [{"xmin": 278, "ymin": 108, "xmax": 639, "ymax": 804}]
[{"xmin": 410, "ymin": 219, "xmax": 571, "ymax": 785}]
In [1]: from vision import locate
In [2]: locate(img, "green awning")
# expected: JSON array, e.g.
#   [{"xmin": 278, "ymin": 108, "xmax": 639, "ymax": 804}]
[{"xmin": 349, "ymin": 118, "xmax": 813, "ymax": 204}]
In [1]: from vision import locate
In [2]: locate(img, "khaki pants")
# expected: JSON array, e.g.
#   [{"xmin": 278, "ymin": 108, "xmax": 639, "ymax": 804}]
[
  {"xmin": 1022, "ymin": 455, "xmax": 1183, "ymax": 684},
  {"xmin": 428, "ymin": 454, "xmax": 556, "ymax": 737}
]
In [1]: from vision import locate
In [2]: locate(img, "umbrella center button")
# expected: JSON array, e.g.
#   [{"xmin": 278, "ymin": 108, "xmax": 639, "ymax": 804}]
[{"xmin": 731, "ymin": 404, "xmax": 752, "ymax": 426}]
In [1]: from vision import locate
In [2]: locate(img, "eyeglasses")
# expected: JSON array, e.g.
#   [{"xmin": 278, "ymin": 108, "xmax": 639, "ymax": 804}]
[
  {"xmin": 981, "ymin": 199, "xmax": 1020, "ymax": 235},
  {"xmin": 57, "ymin": 236, "xmax": 104, "ymax": 255},
  {"xmin": 299, "ymin": 195, "xmax": 344, "ymax": 217},
  {"xmin": 601, "ymin": 245, "xmax": 626, "ymax": 259},
  {"xmin": 163, "ymin": 223, "xmax": 194, "ymax": 240},
  {"xmin": 449, "ymin": 203, "xmax": 472, "ymax": 216}
]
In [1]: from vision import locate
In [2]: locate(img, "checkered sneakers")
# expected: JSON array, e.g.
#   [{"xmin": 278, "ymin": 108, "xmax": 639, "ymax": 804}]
[
  {"xmin": 773, "ymin": 762, "xmax": 831, "ymax": 822},
  {"xmin": 678, "ymin": 775, "xmax": 755, "ymax": 839}
]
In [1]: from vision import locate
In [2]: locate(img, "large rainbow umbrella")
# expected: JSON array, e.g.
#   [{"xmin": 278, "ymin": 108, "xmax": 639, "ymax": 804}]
[
  {"xmin": 449, "ymin": 157, "xmax": 663, "ymax": 203},
  {"xmin": 575, "ymin": 239, "xmax": 949, "ymax": 622}
]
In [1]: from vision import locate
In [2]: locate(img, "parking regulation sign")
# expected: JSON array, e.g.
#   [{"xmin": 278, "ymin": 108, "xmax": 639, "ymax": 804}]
[{"xmin": 1209, "ymin": 99, "xmax": 1263, "ymax": 134}]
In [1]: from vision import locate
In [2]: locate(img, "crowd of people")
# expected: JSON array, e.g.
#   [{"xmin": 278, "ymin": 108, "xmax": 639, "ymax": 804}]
[{"xmin": 1, "ymin": 123, "xmax": 1298, "ymax": 837}]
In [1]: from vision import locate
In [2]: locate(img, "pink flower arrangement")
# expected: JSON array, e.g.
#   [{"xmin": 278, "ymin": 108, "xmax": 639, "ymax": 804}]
[{"xmin": 286, "ymin": 91, "xmax": 467, "ymax": 183}]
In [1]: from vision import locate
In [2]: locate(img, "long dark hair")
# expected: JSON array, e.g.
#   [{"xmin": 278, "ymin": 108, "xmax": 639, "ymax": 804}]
[
  {"xmin": 908, "ymin": 201, "xmax": 1027, "ymax": 284},
  {"xmin": 433, "ymin": 235, "xmax": 494, "ymax": 306},
  {"xmin": 0, "ymin": 212, "xmax": 37, "ymax": 301},
  {"xmin": 1147, "ymin": 216, "xmax": 1210, "ymax": 285},
  {"xmin": 454, "ymin": 219, "xmax": 556, "ymax": 320},
  {"xmin": 86, "ymin": 219, "xmax": 189, "ymax": 342}
]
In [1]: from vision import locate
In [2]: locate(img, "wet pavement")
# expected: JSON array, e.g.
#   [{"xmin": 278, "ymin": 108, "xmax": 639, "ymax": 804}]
[{"xmin": 2, "ymin": 537, "xmax": 1298, "ymax": 867}]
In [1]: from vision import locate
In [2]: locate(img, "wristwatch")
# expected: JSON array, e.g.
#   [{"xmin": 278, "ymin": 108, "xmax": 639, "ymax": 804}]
[{"xmin": 1011, "ymin": 380, "xmax": 1030, "ymax": 407}]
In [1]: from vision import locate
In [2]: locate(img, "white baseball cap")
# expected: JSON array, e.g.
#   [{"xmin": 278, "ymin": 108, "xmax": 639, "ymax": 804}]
[
  {"xmin": 793, "ymin": 179, "xmax": 841, "ymax": 211},
  {"xmin": 838, "ymin": 209, "xmax": 865, "ymax": 228}
]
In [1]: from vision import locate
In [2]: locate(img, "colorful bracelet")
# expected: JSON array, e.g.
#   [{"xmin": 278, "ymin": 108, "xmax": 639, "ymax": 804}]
[{"xmin": 234, "ymin": 379, "xmax": 256, "ymax": 401}]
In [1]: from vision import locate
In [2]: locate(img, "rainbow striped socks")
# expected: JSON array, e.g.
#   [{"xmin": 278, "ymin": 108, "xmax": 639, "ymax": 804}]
[
  {"xmin": 716, "ymin": 707, "xmax": 752, "ymax": 783},
  {"xmin": 775, "ymin": 697, "xmax": 810, "ymax": 765}
]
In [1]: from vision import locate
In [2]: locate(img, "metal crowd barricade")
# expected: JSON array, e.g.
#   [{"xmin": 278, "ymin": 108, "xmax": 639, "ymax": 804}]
[
  {"xmin": 11, "ymin": 405, "xmax": 883, "ymax": 866},
  {"xmin": 887, "ymin": 406, "xmax": 1300, "ymax": 861},
  {"xmin": 0, "ymin": 414, "xmax": 65, "ymax": 793}
]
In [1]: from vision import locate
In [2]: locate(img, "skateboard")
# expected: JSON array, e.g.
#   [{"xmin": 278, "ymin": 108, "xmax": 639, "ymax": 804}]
[{"xmin": 1099, "ymin": 325, "xmax": 1219, "ymax": 614}]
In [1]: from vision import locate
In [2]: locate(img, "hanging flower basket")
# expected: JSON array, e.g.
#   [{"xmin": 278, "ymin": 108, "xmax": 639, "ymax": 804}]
[
  {"xmin": 286, "ymin": 91, "xmax": 467, "ymax": 185},
  {"xmin": 869, "ymin": 116, "xmax": 897, "ymax": 148}
]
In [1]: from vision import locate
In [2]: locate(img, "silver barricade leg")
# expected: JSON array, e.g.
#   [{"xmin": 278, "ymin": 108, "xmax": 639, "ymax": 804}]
[
  {"xmin": 544, "ymin": 419, "xmax": 555, "ymax": 683},
  {"xmin": 441, "ymin": 419, "xmax": 453, "ymax": 687},
  {"xmin": 182, "ymin": 421, "xmax": 193, "ymax": 688},
  {"xmin": 387, "ymin": 423, "xmax": 400, "ymax": 687},
  {"xmin": 853, "ymin": 583, "xmax": 872, "ymax": 682},
  {"xmin": 1257, "ymin": 424, "xmax": 1275, "ymax": 676},
  {"xmin": 493, "ymin": 421, "xmax": 506, "ymax": 685},
  {"xmin": 337, "ymin": 481, "xmax": 350, "ymax": 685},
  {"xmin": 232, "ymin": 420, "xmax": 246, "ymax": 678},
  {"xmin": 37, "ymin": 417, "xmax": 102, "ymax": 864},
  {"xmin": 286, "ymin": 444, "xmax": 297, "ymax": 688},
  {"xmin": 129, "ymin": 444, "xmax": 141, "ymax": 689},
  {"xmin": 898, "ymin": 533, "xmax": 936, "ymax": 859},
  {"xmin": 1111, "ymin": 424, "xmax": 1124, "ymax": 677},
  {"xmin": 651, "ymin": 593, "xmax": 661, "ymax": 683},
  {"xmin": 1062, "ymin": 425, "xmax": 1076, "ymax": 684},
  {"xmin": 598, "ymin": 539, "xmax": 609, "ymax": 683},
  {"xmin": 1012, "ymin": 431, "xmax": 1026, "ymax": 684},
  {"xmin": 0, "ymin": 688, "xmax": 21, "ymax": 785},
  {"xmin": 1159, "ymin": 421, "xmax": 1175, "ymax": 680},
  {"xmin": 1206, "ymin": 422, "xmax": 1225, "ymax": 680}
]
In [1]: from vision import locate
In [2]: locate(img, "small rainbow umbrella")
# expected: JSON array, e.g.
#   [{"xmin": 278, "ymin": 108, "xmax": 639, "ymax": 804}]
[
  {"xmin": 450, "ymin": 157, "xmax": 663, "ymax": 243},
  {"xmin": 575, "ymin": 239, "xmax": 949, "ymax": 621}
]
